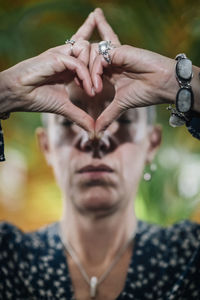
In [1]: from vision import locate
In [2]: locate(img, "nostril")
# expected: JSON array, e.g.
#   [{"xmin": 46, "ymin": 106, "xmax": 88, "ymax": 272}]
[
  {"xmin": 84, "ymin": 144, "xmax": 92, "ymax": 152},
  {"xmin": 78, "ymin": 132, "xmax": 114, "ymax": 154},
  {"xmin": 100, "ymin": 143, "xmax": 108, "ymax": 152}
]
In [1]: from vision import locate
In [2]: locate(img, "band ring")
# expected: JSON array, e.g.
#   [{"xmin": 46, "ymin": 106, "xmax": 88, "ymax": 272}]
[
  {"xmin": 65, "ymin": 39, "xmax": 76, "ymax": 55},
  {"xmin": 98, "ymin": 40, "xmax": 114, "ymax": 64}
]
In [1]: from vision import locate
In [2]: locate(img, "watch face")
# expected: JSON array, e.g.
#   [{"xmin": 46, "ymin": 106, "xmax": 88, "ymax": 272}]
[{"xmin": 176, "ymin": 88, "xmax": 193, "ymax": 113}]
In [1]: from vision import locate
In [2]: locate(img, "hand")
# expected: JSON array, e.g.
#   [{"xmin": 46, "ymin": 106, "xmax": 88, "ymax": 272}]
[
  {"xmin": 88, "ymin": 8, "xmax": 121, "ymax": 74},
  {"xmin": 0, "ymin": 12, "xmax": 97, "ymax": 132},
  {"xmin": 91, "ymin": 9, "xmax": 177, "ymax": 133}
]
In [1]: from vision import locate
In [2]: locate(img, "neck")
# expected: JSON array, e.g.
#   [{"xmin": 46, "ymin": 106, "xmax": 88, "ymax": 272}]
[{"xmin": 60, "ymin": 198, "xmax": 137, "ymax": 268}]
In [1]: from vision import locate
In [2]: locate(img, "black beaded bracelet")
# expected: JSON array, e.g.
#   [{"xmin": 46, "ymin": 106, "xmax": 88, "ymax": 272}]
[
  {"xmin": 0, "ymin": 113, "xmax": 10, "ymax": 162},
  {"xmin": 175, "ymin": 53, "xmax": 193, "ymax": 113},
  {"xmin": 0, "ymin": 121, "xmax": 5, "ymax": 161},
  {"xmin": 168, "ymin": 53, "xmax": 194, "ymax": 128}
]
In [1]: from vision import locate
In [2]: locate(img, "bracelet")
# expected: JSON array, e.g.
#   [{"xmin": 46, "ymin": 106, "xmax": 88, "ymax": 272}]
[
  {"xmin": 0, "ymin": 121, "xmax": 5, "ymax": 161},
  {"xmin": 0, "ymin": 113, "xmax": 10, "ymax": 162},
  {"xmin": 0, "ymin": 112, "xmax": 10, "ymax": 120},
  {"xmin": 168, "ymin": 53, "xmax": 193, "ymax": 127}
]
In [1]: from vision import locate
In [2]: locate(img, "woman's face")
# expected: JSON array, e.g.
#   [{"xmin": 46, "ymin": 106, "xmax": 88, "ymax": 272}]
[{"xmin": 39, "ymin": 81, "xmax": 161, "ymax": 217}]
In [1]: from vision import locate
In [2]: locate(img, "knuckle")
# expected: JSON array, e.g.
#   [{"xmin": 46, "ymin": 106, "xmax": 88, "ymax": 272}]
[
  {"xmin": 44, "ymin": 47, "xmax": 57, "ymax": 55},
  {"xmin": 43, "ymin": 52, "xmax": 57, "ymax": 63},
  {"xmin": 76, "ymin": 59, "xmax": 85, "ymax": 71},
  {"xmin": 78, "ymin": 40, "xmax": 89, "ymax": 49},
  {"xmin": 83, "ymin": 40, "xmax": 90, "ymax": 47}
]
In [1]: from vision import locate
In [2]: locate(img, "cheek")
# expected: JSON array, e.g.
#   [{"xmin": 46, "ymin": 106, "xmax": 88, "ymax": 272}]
[
  {"xmin": 118, "ymin": 143, "xmax": 147, "ymax": 189},
  {"xmin": 49, "ymin": 144, "xmax": 71, "ymax": 191},
  {"xmin": 50, "ymin": 144, "xmax": 86, "ymax": 193}
]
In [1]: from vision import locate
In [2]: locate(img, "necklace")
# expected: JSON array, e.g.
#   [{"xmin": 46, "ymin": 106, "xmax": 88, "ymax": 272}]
[{"xmin": 59, "ymin": 225, "xmax": 137, "ymax": 299}]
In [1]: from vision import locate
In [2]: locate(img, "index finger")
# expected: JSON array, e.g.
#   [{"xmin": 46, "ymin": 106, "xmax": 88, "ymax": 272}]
[
  {"xmin": 94, "ymin": 8, "xmax": 121, "ymax": 45},
  {"xmin": 72, "ymin": 11, "xmax": 96, "ymax": 41}
]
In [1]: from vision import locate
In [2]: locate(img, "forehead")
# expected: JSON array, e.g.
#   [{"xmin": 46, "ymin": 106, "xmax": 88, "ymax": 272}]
[{"xmin": 67, "ymin": 80, "xmax": 115, "ymax": 112}]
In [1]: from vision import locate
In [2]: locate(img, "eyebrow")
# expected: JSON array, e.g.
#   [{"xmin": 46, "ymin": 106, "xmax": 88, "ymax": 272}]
[
  {"xmin": 69, "ymin": 98, "xmax": 85, "ymax": 107},
  {"xmin": 119, "ymin": 109, "xmax": 138, "ymax": 120}
]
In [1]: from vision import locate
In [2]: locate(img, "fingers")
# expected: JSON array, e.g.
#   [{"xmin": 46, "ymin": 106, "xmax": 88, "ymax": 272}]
[
  {"xmin": 91, "ymin": 47, "xmax": 119, "ymax": 93},
  {"xmin": 71, "ymin": 11, "xmax": 95, "ymax": 41},
  {"xmin": 72, "ymin": 40, "xmax": 90, "ymax": 66},
  {"xmin": 89, "ymin": 43, "xmax": 99, "ymax": 76},
  {"xmin": 95, "ymin": 99, "xmax": 123, "ymax": 134},
  {"xmin": 66, "ymin": 56, "xmax": 93, "ymax": 96},
  {"xmin": 55, "ymin": 54, "xmax": 94, "ymax": 96},
  {"xmin": 48, "ymin": 40, "xmax": 90, "ymax": 66},
  {"xmin": 63, "ymin": 100, "xmax": 95, "ymax": 133},
  {"xmin": 94, "ymin": 8, "xmax": 121, "ymax": 45},
  {"xmin": 48, "ymin": 42, "xmax": 93, "ymax": 90},
  {"xmin": 91, "ymin": 52, "xmax": 107, "ymax": 92},
  {"xmin": 91, "ymin": 45, "xmax": 130, "ymax": 92},
  {"xmin": 67, "ymin": 40, "xmax": 91, "ymax": 89}
]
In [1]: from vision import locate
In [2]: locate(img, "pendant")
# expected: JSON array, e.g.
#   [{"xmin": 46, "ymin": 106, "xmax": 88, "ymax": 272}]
[{"xmin": 90, "ymin": 276, "xmax": 98, "ymax": 298}]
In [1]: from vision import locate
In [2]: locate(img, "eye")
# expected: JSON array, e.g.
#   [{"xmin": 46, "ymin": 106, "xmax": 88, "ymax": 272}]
[
  {"xmin": 61, "ymin": 119, "xmax": 74, "ymax": 127},
  {"xmin": 117, "ymin": 118, "xmax": 132, "ymax": 124}
]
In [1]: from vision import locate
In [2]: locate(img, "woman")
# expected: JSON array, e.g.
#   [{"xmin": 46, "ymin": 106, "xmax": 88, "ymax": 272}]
[{"xmin": 0, "ymin": 8, "xmax": 200, "ymax": 300}]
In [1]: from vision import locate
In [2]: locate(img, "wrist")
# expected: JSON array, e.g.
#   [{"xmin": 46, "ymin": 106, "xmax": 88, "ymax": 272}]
[
  {"xmin": 159, "ymin": 58, "xmax": 200, "ymax": 115},
  {"xmin": 158, "ymin": 58, "xmax": 179, "ymax": 105},
  {"xmin": 0, "ymin": 69, "xmax": 17, "ymax": 114}
]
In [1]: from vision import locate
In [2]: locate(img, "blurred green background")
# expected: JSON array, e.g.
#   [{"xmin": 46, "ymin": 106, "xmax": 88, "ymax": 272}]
[{"xmin": 0, "ymin": 0, "xmax": 200, "ymax": 231}]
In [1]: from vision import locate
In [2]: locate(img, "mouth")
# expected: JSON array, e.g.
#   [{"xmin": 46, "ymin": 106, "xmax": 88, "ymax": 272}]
[{"xmin": 77, "ymin": 164, "xmax": 114, "ymax": 174}]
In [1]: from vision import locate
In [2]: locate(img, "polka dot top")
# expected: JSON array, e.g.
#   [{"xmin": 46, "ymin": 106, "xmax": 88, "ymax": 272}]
[{"xmin": 0, "ymin": 220, "xmax": 200, "ymax": 300}]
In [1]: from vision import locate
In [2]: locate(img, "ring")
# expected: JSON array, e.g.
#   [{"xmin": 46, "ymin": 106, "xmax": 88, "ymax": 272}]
[
  {"xmin": 98, "ymin": 40, "xmax": 114, "ymax": 64},
  {"xmin": 65, "ymin": 39, "xmax": 76, "ymax": 55}
]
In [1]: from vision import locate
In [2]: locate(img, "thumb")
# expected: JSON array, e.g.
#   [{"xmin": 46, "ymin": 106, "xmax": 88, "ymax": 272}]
[
  {"xmin": 62, "ymin": 100, "xmax": 95, "ymax": 133},
  {"xmin": 95, "ymin": 98, "xmax": 124, "ymax": 134}
]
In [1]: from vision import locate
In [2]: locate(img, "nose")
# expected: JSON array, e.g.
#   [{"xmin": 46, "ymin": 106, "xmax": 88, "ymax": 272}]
[{"xmin": 77, "ymin": 122, "xmax": 119, "ymax": 157}]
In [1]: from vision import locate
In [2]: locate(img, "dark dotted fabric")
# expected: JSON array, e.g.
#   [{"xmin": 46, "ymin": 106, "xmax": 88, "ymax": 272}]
[
  {"xmin": 186, "ymin": 117, "xmax": 200, "ymax": 140},
  {"xmin": 0, "ymin": 220, "xmax": 200, "ymax": 300}
]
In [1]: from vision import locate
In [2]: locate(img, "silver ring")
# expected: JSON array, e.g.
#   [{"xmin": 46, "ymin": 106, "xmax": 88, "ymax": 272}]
[
  {"xmin": 65, "ymin": 39, "xmax": 76, "ymax": 55},
  {"xmin": 98, "ymin": 40, "xmax": 114, "ymax": 64}
]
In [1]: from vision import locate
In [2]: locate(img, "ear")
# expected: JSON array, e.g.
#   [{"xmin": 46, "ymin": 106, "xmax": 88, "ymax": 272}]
[
  {"xmin": 35, "ymin": 127, "xmax": 52, "ymax": 166},
  {"xmin": 145, "ymin": 125, "xmax": 162, "ymax": 164}
]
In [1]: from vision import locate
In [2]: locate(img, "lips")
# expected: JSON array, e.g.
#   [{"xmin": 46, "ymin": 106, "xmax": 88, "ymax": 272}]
[{"xmin": 77, "ymin": 164, "xmax": 114, "ymax": 173}]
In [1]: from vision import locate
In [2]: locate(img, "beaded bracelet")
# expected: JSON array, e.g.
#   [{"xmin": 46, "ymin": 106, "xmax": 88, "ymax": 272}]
[
  {"xmin": 0, "ymin": 121, "xmax": 5, "ymax": 161},
  {"xmin": 168, "ymin": 53, "xmax": 194, "ymax": 128},
  {"xmin": 0, "ymin": 113, "xmax": 9, "ymax": 161}
]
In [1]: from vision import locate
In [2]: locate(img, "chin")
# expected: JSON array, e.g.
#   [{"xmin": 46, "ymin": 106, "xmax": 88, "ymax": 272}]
[{"xmin": 75, "ymin": 187, "xmax": 119, "ymax": 215}]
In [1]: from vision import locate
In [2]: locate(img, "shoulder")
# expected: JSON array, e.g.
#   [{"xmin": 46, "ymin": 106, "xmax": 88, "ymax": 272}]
[
  {"xmin": 164, "ymin": 220, "xmax": 200, "ymax": 255},
  {"xmin": 166, "ymin": 220, "xmax": 200, "ymax": 241},
  {"xmin": 0, "ymin": 221, "xmax": 24, "ymax": 250},
  {"xmin": 138, "ymin": 219, "xmax": 200, "ymax": 252},
  {"xmin": 0, "ymin": 221, "xmax": 60, "ymax": 252}
]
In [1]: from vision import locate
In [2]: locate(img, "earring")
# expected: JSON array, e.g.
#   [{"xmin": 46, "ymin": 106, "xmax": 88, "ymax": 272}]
[{"xmin": 143, "ymin": 163, "xmax": 157, "ymax": 181}]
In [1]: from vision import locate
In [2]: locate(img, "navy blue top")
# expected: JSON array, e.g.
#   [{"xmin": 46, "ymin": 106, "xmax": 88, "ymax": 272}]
[{"xmin": 0, "ymin": 220, "xmax": 200, "ymax": 300}]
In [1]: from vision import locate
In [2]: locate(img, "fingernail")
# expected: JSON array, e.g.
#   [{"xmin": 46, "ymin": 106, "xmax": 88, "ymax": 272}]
[
  {"xmin": 96, "ymin": 8, "xmax": 102, "ymax": 13},
  {"xmin": 95, "ymin": 131, "xmax": 103, "ymax": 139},
  {"xmin": 94, "ymin": 79, "xmax": 99, "ymax": 90},
  {"xmin": 89, "ymin": 131, "xmax": 95, "ymax": 140},
  {"xmin": 91, "ymin": 87, "xmax": 95, "ymax": 96}
]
